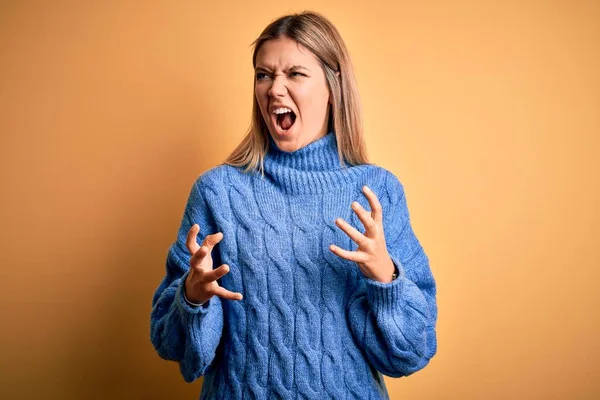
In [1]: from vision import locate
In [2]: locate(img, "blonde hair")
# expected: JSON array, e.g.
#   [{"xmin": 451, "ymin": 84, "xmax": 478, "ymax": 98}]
[{"xmin": 224, "ymin": 11, "xmax": 369, "ymax": 174}]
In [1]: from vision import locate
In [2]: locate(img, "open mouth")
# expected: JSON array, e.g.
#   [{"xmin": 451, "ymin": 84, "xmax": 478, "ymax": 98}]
[{"xmin": 273, "ymin": 109, "xmax": 296, "ymax": 132}]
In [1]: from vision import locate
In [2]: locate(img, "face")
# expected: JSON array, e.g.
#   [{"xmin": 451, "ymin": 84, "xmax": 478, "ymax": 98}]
[{"xmin": 254, "ymin": 36, "xmax": 331, "ymax": 152}]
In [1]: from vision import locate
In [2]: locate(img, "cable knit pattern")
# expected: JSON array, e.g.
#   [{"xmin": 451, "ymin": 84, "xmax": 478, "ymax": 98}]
[{"xmin": 150, "ymin": 132, "xmax": 438, "ymax": 399}]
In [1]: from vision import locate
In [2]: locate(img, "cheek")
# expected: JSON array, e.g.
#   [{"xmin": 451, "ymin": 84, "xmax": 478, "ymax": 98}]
[
  {"xmin": 302, "ymin": 86, "xmax": 330, "ymax": 119},
  {"xmin": 295, "ymin": 85, "xmax": 327, "ymax": 111},
  {"xmin": 255, "ymin": 87, "xmax": 268, "ymax": 111}
]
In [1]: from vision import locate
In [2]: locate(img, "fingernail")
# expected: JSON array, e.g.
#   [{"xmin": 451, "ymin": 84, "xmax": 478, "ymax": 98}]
[
  {"xmin": 330, "ymin": 245, "xmax": 336, "ymax": 251},
  {"xmin": 351, "ymin": 201, "xmax": 359, "ymax": 209},
  {"xmin": 363, "ymin": 185, "xmax": 371, "ymax": 192}
]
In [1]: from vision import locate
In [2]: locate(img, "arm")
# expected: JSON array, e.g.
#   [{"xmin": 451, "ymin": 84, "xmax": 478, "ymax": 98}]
[
  {"xmin": 347, "ymin": 175, "xmax": 437, "ymax": 377},
  {"xmin": 150, "ymin": 178, "xmax": 224, "ymax": 382}
]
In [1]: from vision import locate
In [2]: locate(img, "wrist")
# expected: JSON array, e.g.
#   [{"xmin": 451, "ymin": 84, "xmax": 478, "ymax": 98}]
[
  {"xmin": 364, "ymin": 258, "xmax": 397, "ymax": 283},
  {"xmin": 183, "ymin": 281, "xmax": 206, "ymax": 307}
]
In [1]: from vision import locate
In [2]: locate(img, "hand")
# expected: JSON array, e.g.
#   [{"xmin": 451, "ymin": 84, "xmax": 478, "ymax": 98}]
[
  {"xmin": 330, "ymin": 185, "xmax": 396, "ymax": 283},
  {"xmin": 184, "ymin": 224, "xmax": 243, "ymax": 304}
]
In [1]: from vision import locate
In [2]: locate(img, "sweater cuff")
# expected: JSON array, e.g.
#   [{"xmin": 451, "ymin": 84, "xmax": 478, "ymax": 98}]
[
  {"xmin": 365, "ymin": 255, "xmax": 405, "ymax": 313},
  {"xmin": 176, "ymin": 271, "xmax": 211, "ymax": 317}
]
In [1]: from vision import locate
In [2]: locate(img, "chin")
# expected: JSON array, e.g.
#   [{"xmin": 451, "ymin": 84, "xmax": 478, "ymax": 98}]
[
  {"xmin": 269, "ymin": 128, "xmax": 302, "ymax": 152},
  {"xmin": 272, "ymin": 138, "xmax": 300, "ymax": 152}
]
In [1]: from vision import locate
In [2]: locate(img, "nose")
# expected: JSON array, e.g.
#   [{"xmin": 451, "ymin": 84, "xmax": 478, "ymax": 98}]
[{"xmin": 267, "ymin": 75, "xmax": 287, "ymax": 98}]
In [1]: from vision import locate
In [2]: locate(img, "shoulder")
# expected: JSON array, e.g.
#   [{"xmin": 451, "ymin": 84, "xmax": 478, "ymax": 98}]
[
  {"xmin": 192, "ymin": 164, "xmax": 245, "ymax": 192},
  {"xmin": 359, "ymin": 164, "xmax": 406, "ymax": 203}
]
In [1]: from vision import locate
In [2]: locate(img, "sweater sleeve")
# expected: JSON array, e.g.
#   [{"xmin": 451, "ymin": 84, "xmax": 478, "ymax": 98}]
[
  {"xmin": 346, "ymin": 174, "xmax": 438, "ymax": 377},
  {"xmin": 150, "ymin": 178, "xmax": 224, "ymax": 383}
]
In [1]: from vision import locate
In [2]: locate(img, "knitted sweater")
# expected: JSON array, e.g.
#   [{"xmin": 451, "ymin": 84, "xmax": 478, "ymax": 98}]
[{"xmin": 150, "ymin": 132, "xmax": 438, "ymax": 399}]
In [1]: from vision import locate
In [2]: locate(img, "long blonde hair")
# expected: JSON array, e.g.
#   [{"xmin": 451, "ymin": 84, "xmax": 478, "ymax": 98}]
[{"xmin": 224, "ymin": 11, "xmax": 369, "ymax": 174}]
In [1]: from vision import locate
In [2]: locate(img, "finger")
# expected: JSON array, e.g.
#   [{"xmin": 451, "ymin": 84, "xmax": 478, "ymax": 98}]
[
  {"xmin": 190, "ymin": 232, "xmax": 224, "ymax": 269},
  {"xmin": 329, "ymin": 244, "xmax": 368, "ymax": 263},
  {"xmin": 362, "ymin": 186, "xmax": 383, "ymax": 223},
  {"xmin": 351, "ymin": 201, "xmax": 376, "ymax": 231},
  {"xmin": 190, "ymin": 244, "xmax": 211, "ymax": 270},
  {"xmin": 213, "ymin": 286, "xmax": 243, "ymax": 301},
  {"xmin": 202, "ymin": 264, "xmax": 231, "ymax": 283},
  {"xmin": 335, "ymin": 218, "xmax": 368, "ymax": 247},
  {"xmin": 186, "ymin": 224, "xmax": 201, "ymax": 255},
  {"xmin": 202, "ymin": 231, "xmax": 224, "ymax": 250}
]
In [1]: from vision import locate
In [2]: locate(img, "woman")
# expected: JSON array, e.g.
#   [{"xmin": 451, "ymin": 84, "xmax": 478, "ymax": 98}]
[{"xmin": 150, "ymin": 11, "xmax": 437, "ymax": 399}]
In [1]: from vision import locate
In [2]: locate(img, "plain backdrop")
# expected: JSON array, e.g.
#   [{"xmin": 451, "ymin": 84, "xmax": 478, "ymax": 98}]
[{"xmin": 1, "ymin": 0, "xmax": 599, "ymax": 399}]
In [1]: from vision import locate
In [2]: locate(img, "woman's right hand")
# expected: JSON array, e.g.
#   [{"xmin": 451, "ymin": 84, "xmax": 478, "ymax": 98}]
[{"xmin": 184, "ymin": 223, "xmax": 243, "ymax": 305}]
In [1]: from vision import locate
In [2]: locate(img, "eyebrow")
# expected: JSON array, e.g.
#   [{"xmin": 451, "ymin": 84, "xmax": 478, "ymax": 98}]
[{"xmin": 255, "ymin": 65, "xmax": 310, "ymax": 73}]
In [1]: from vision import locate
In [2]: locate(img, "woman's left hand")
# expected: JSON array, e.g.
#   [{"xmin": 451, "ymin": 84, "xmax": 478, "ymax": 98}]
[{"xmin": 330, "ymin": 185, "xmax": 396, "ymax": 283}]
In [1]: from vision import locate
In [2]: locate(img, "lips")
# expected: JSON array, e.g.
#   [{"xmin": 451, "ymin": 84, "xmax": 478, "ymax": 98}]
[
  {"xmin": 269, "ymin": 104, "xmax": 297, "ymax": 135},
  {"xmin": 271, "ymin": 112, "xmax": 295, "ymax": 135}
]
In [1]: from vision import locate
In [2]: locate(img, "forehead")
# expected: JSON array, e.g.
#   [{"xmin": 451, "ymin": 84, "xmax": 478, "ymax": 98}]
[{"xmin": 255, "ymin": 36, "xmax": 320, "ymax": 69}]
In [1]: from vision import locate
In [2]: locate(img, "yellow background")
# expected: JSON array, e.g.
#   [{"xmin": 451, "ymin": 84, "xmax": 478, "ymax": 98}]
[{"xmin": 1, "ymin": 1, "xmax": 599, "ymax": 399}]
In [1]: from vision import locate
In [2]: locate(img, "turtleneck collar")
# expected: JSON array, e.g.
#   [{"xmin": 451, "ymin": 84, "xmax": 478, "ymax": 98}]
[
  {"xmin": 261, "ymin": 132, "xmax": 366, "ymax": 195},
  {"xmin": 266, "ymin": 132, "xmax": 343, "ymax": 172}
]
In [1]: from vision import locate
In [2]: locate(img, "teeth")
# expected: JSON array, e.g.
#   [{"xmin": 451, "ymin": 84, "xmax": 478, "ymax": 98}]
[{"xmin": 273, "ymin": 107, "xmax": 292, "ymax": 115}]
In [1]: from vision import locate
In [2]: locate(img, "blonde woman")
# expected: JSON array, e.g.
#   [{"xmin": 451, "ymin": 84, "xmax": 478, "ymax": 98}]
[{"xmin": 150, "ymin": 11, "xmax": 437, "ymax": 399}]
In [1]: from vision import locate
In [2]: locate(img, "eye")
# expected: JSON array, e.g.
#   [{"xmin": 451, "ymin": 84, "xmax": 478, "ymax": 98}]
[
  {"xmin": 256, "ymin": 72, "xmax": 270, "ymax": 81},
  {"xmin": 290, "ymin": 71, "xmax": 305, "ymax": 77}
]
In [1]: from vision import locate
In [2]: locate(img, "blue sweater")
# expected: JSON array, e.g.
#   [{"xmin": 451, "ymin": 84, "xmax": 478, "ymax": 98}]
[{"xmin": 150, "ymin": 132, "xmax": 438, "ymax": 399}]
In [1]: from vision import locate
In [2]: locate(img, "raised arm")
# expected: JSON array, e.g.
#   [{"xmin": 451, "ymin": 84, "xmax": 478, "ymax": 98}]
[
  {"xmin": 149, "ymin": 178, "xmax": 226, "ymax": 382},
  {"xmin": 345, "ymin": 174, "xmax": 437, "ymax": 377}
]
